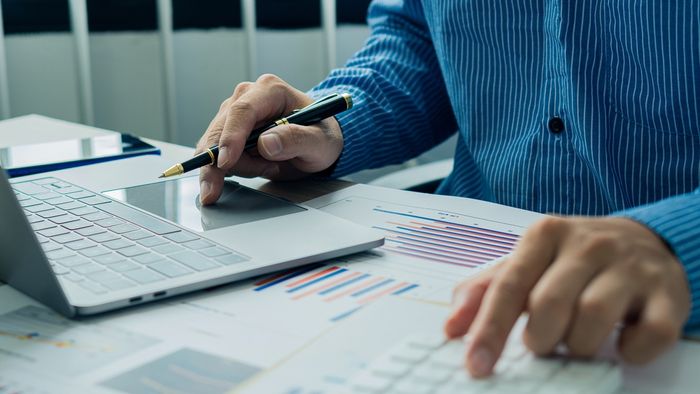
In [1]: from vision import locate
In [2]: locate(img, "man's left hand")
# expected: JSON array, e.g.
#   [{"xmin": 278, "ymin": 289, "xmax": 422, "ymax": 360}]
[{"xmin": 444, "ymin": 216, "xmax": 690, "ymax": 377}]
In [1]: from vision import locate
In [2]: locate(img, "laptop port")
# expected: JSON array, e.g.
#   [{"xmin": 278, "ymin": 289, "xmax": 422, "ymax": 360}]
[
  {"xmin": 153, "ymin": 291, "xmax": 167, "ymax": 298},
  {"xmin": 129, "ymin": 296, "xmax": 143, "ymax": 303}
]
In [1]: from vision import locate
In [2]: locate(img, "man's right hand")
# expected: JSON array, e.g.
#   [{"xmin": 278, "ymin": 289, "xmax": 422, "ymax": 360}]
[{"xmin": 196, "ymin": 74, "xmax": 344, "ymax": 205}]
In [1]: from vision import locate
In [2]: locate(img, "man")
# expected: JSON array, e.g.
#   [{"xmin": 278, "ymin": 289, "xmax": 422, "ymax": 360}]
[{"xmin": 196, "ymin": 0, "xmax": 699, "ymax": 378}]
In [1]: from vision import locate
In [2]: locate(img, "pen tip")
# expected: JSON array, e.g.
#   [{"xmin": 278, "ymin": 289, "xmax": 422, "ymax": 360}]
[{"xmin": 158, "ymin": 174, "xmax": 165, "ymax": 178}]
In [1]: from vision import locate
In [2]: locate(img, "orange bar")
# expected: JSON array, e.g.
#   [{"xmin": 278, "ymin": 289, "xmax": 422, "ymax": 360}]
[
  {"xmin": 254, "ymin": 269, "xmax": 294, "ymax": 286},
  {"xmin": 285, "ymin": 266, "xmax": 339, "ymax": 288},
  {"xmin": 325, "ymin": 276, "xmax": 384, "ymax": 302},
  {"xmin": 358, "ymin": 282, "xmax": 408, "ymax": 305},
  {"xmin": 291, "ymin": 271, "xmax": 363, "ymax": 300}
]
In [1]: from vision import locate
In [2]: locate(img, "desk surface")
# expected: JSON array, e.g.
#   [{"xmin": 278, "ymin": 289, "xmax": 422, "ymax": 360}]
[{"xmin": 0, "ymin": 115, "xmax": 698, "ymax": 394}]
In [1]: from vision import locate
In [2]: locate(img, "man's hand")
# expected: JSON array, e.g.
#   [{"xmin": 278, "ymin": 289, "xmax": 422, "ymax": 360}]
[
  {"xmin": 444, "ymin": 216, "xmax": 690, "ymax": 377},
  {"xmin": 196, "ymin": 74, "xmax": 344, "ymax": 205}
]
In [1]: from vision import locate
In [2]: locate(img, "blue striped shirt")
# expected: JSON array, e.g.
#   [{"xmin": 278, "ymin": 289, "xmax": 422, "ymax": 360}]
[{"xmin": 310, "ymin": 0, "xmax": 700, "ymax": 327}]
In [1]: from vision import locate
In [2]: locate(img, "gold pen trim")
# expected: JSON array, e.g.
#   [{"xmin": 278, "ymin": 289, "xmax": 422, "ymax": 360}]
[
  {"xmin": 159, "ymin": 163, "xmax": 184, "ymax": 178},
  {"xmin": 275, "ymin": 118, "xmax": 289, "ymax": 126},
  {"xmin": 206, "ymin": 149, "xmax": 216, "ymax": 165},
  {"xmin": 342, "ymin": 93, "xmax": 353, "ymax": 109}
]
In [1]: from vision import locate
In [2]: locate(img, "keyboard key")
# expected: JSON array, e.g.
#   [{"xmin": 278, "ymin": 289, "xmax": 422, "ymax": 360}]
[
  {"xmin": 93, "ymin": 253, "xmax": 126, "ymax": 265},
  {"xmin": 14, "ymin": 192, "xmax": 31, "ymax": 201},
  {"xmin": 56, "ymin": 255, "xmax": 91, "ymax": 268},
  {"xmin": 350, "ymin": 372, "xmax": 393, "ymax": 393},
  {"xmin": 37, "ymin": 209, "xmax": 67, "ymax": 219},
  {"xmin": 164, "ymin": 231, "xmax": 199, "ymax": 243},
  {"xmin": 86, "ymin": 270, "xmax": 124, "ymax": 284},
  {"xmin": 55, "ymin": 186, "xmax": 83, "ymax": 195},
  {"xmin": 110, "ymin": 261, "xmax": 141, "ymax": 272},
  {"xmin": 78, "ymin": 281, "xmax": 108, "ymax": 294},
  {"xmin": 103, "ymin": 239, "xmax": 135, "ymax": 250},
  {"xmin": 182, "ymin": 239, "xmax": 215, "ymax": 250},
  {"xmin": 79, "ymin": 246, "xmax": 111, "ymax": 257},
  {"xmin": 36, "ymin": 234, "xmax": 49, "ymax": 244},
  {"xmin": 46, "ymin": 249, "xmax": 75, "ymax": 260},
  {"xmin": 123, "ymin": 268, "xmax": 166, "ymax": 284},
  {"xmin": 64, "ymin": 239, "xmax": 97, "ymax": 251},
  {"xmin": 137, "ymin": 236, "xmax": 168, "ymax": 247},
  {"xmin": 48, "ymin": 180, "xmax": 72, "ymax": 188},
  {"xmin": 170, "ymin": 251, "xmax": 220, "ymax": 271},
  {"xmin": 367, "ymin": 357, "xmax": 412, "ymax": 378},
  {"xmin": 117, "ymin": 245, "xmax": 150, "ymax": 257},
  {"xmin": 102, "ymin": 278, "xmax": 137, "ymax": 291},
  {"xmin": 66, "ymin": 191, "xmax": 94, "ymax": 199},
  {"xmin": 89, "ymin": 232, "xmax": 120, "ymax": 243},
  {"xmin": 389, "ymin": 343, "xmax": 432, "ymax": 364},
  {"xmin": 26, "ymin": 215, "xmax": 45, "ymax": 224},
  {"xmin": 82, "ymin": 211, "xmax": 111, "ymax": 222},
  {"xmin": 406, "ymin": 335, "xmax": 448, "ymax": 351},
  {"xmin": 95, "ymin": 217, "xmax": 126, "ymax": 227},
  {"xmin": 38, "ymin": 226, "xmax": 69, "ymax": 238},
  {"xmin": 215, "ymin": 253, "xmax": 249, "ymax": 265},
  {"xmin": 63, "ymin": 273, "xmax": 85, "ymax": 282},
  {"xmin": 43, "ymin": 196, "xmax": 73, "ymax": 206},
  {"xmin": 53, "ymin": 233, "xmax": 83, "ymax": 244},
  {"xmin": 80, "ymin": 195, "xmax": 111, "ymax": 205},
  {"xmin": 31, "ymin": 220, "xmax": 57, "ymax": 231},
  {"xmin": 41, "ymin": 241, "xmax": 63, "ymax": 253},
  {"xmin": 98, "ymin": 202, "xmax": 181, "ymax": 235},
  {"xmin": 73, "ymin": 263, "xmax": 106, "ymax": 275},
  {"xmin": 412, "ymin": 364, "xmax": 453, "ymax": 384},
  {"xmin": 12, "ymin": 182, "xmax": 49, "ymax": 195},
  {"xmin": 71, "ymin": 206, "xmax": 100, "ymax": 216},
  {"xmin": 63, "ymin": 219, "xmax": 92, "ymax": 231},
  {"xmin": 19, "ymin": 198, "xmax": 42, "ymax": 207},
  {"xmin": 76, "ymin": 225, "xmax": 107, "ymax": 237},
  {"xmin": 429, "ymin": 341, "xmax": 466, "ymax": 369},
  {"xmin": 56, "ymin": 201, "xmax": 85, "ymax": 210},
  {"xmin": 200, "ymin": 247, "xmax": 231, "ymax": 258},
  {"xmin": 110, "ymin": 223, "xmax": 140, "ymax": 234},
  {"xmin": 34, "ymin": 192, "xmax": 62, "ymax": 201},
  {"xmin": 50, "ymin": 214, "xmax": 80, "ymax": 225},
  {"xmin": 152, "ymin": 244, "xmax": 185, "ymax": 255},
  {"xmin": 149, "ymin": 260, "xmax": 193, "ymax": 278},
  {"xmin": 124, "ymin": 230, "xmax": 154, "ymax": 241},
  {"xmin": 34, "ymin": 177, "xmax": 60, "ymax": 185},
  {"xmin": 53, "ymin": 265, "xmax": 70, "ymax": 275},
  {"xmin": 25, "ymin": 203, "xmax": 53, "ymax": 213},
  {"xmin": 133, "ymin": 253, "xmax": 163, "ymax": 265}
]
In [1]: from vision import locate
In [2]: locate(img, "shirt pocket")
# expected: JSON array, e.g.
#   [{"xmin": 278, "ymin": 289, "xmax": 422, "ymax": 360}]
[{"xmin": 602, "ymin": 1, "xmax": 700, "ymax": 137}]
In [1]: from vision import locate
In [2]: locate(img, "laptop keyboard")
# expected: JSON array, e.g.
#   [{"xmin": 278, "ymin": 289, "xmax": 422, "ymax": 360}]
[
  {"xmin": 12, "ymin": 177, "xmax": 250, "ymax": 295},
  {"xmin": 346, "ymin": 334, "xmax": 621, "ymax": 394}
]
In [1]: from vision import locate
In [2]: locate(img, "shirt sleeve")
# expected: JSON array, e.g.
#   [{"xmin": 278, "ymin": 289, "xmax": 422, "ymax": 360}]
[
  {"xmin": 614, "ymin": 188, "xmax": 700, "ymax": 329},
  {"xmin": 308, "ymin": 0, "xmax": 458, "ymax": 178}
]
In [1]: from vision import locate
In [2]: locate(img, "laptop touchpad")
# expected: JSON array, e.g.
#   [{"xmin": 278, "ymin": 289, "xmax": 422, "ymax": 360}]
[{"xmin": 102, "ymin": 176, "xmax": 305, "ymax": 232}]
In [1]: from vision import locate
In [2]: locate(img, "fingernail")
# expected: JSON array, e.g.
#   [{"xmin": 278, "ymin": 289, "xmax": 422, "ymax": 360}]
[
  {"xmin": 260, "ymin": 133, "xmax": 282, "ymax": 156},
  {"xmin": 218, "ymin": 147, "xmax": 230, "ymax": 168},
  {"xmin": 200, "ymin": 181, "xmax": 211, "ymax": 203},
  {"xmin": 451, "ymin": 288, "xmax": 470, "ymax": 312},
  {"xmin": 469, "ymin": 346, "xmax": 495, "ymax": 376}
]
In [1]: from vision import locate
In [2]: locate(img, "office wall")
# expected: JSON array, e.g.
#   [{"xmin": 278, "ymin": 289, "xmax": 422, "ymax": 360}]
[{"xmin": 0, "ymin": 0, "xmax": 457, "ymax": 183}]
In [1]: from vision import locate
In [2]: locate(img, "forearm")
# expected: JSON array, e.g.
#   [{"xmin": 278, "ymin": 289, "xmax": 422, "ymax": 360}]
[{"xmin": 309, "ymin": 0, "xmax": 457, "ymax": 177}]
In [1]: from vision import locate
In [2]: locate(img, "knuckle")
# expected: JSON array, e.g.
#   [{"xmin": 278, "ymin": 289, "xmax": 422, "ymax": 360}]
[
  {"xmin": 644, "ymin": 319, "xmax": 680, "ymax": 345},
  {"xmin": 578, "ymin": 234, "xmax": 617, "ymax": 255},
  {"xmin": 230, "ymin": 99, "xmax": 255, "ymax": 116},
  {"xmin": 528, "ymin": 290, "xmax": 567, "ymax": 316},
  {"xmin": 233, "ymin": 81, "xmax": 253, "ymax": 96},
  {"xmin": 577, "ymin": 295, "xmax": 612, "ymax": 321},
  {"xmin": 529, "ymin": 217, "xmax": 567, "ymax": 239},
  {"xmin": 257, "ymin": 73, "xmax": 282, "ymax": 85},
  {"xmin": 493, "ymin": 276, "xmax": 528, "ymax": 300}
]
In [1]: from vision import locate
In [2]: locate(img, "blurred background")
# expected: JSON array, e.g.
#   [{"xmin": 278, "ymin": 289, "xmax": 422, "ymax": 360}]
[{"xmin": 0, "ymin": 0, "xmax": 455, "ymax": 183}]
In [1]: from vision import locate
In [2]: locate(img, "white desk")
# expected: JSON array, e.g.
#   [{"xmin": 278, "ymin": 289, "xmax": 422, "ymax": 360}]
[{"xmin": 0, "ymin": 115, "xmax": 698, "ymax": 393}]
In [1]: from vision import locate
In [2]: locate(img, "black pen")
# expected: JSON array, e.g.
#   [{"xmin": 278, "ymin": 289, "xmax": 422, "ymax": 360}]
[{"xmin": 159, "ymin": 93, "xmax": 353, "ymax": 178}]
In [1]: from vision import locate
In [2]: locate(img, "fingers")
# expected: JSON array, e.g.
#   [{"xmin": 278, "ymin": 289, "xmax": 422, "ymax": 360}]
[
  {"xmin": 562, "ymin": 262, "xmax": 641, "ymax": 357},
  {"xmin": 444, "ymin": 265, "xmax": 501, "ymax": 339},
  {"xmin": 619, "ymin": 291, "xmax": 684, "ymax": 364},
  {"xmin": 217, "ymin": 75, "xmax": 310, "ymax": 169},
  {"xmin": 257, "ymin": 120, "xmax": 343, "ymax": 173},
  {"xmin": 524, "ymin": 252, "xmax": 605, "ymax": 355},
  {"xmin": 465, "ymin": 218, "xmax": 564, "ymax": 377},
  {"xmin": 199, "ymin": 164, "xmax": 226, "ymax": 205}
]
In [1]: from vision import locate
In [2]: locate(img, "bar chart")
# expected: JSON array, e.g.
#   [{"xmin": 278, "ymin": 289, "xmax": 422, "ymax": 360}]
[
  {"xmin": 373, "ymin": 208, "xmax": 519, "ymax": 268},
  {"xmin": 252, "ymin": 263, "xmax": 420, "ymax": 322}
]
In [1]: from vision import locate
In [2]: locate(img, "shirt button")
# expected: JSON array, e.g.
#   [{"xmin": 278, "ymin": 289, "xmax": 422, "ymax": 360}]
[{"xmin": 548, "ymin": 117, "xmax": 565, "ymax": 134}]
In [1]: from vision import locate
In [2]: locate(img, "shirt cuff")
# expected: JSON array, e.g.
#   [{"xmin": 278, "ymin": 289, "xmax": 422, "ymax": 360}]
[{"xmin": 614, "ymin": 191, "xmax": 700, "ymax": 329}]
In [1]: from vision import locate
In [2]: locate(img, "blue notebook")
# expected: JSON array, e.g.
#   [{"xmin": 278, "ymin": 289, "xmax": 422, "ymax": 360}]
[{"xmin": 0, "ymin": 133, "xmax": 161, "ymax": 178}]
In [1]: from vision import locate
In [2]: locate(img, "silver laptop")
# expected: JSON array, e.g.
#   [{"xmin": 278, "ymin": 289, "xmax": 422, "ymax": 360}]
[{"xmin": 0, "ymin": 170, "xmax": 383, "ymax": 317}]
